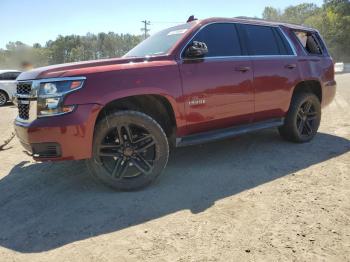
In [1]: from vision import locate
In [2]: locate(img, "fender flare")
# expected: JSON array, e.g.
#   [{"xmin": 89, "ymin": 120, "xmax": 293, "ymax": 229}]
[{"xmin": 95, "ymin": 87, "xmax": 184, "ymax": 129}]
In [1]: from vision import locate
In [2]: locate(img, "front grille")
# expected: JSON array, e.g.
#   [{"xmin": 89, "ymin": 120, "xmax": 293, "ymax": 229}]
[
  {"xmin": 18, "ymin": 102, "xmax": 30, "ymax": 120},
  {"xmin": 17, "ymin": 81, "xmax": 33, "ymax": 121},
  {"xmin": 17, "ymin": 82, "xmax": 32, "ymax": 95}
]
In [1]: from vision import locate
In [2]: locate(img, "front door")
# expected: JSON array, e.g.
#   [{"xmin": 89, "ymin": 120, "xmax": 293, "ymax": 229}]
[{"xmin": 178, "ymin": 23, "xmax": 254, "ymax": 135}]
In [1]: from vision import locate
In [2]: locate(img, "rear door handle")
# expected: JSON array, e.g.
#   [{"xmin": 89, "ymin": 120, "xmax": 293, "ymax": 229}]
[
  {"xmin": 285, "ymin": 64, "xmax": 297, "ymax": 69},
  {"xmin": 235, "ymin": 66, "xmax": 251, "ymax": 73}
]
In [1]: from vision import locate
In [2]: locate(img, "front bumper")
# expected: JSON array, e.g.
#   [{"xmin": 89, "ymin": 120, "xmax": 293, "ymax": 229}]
[{"xmin": 14, "ymin": 104, "xmax": 102, "ymax": 161}]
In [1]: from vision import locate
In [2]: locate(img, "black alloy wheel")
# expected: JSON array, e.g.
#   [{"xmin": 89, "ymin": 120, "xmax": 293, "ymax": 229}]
[
  {"xmin": 279, "ymin": 92, "xmax": 321, "ymax": 143},
  {"xmin": 296, "ymin": 100, "xmax": 318, "ymax": 138},
  {"xmin": 0, "ymin": 91, "xmax": 7, "ymax": 106},
  {"xmin": 87, "ymin": 111, "xmax": 169, "ymax": 191},
  {"xmin": 97, "ymin": 124, "xmax": 156, "ymax": 179}
]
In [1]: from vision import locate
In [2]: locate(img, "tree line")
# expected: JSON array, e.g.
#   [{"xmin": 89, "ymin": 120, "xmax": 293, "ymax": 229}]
[
  {"xmin": 0, "ymin": 0, "xmax": 349, "ymax": 70},
  {"xmin": 0, "ymin": 33, "xmax": 142, "ymax": 69},
  {"xmin": 262, "ymin": 0, "xmax": 350, "ymax": 62}
]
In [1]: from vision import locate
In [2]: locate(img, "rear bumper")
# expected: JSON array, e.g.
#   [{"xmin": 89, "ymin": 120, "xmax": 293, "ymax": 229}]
[
  {"xmin": 322, "ymin": 80, "xmax": 337, "ymax": 108},
  {"xmin": 14, "ymin": 104, "xmax": 102, "ymax": 161}
]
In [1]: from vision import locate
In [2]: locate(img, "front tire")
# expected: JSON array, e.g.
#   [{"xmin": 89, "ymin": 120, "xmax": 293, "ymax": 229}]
[
  {"xmin": 279, "ymin": 92, "xmax": 321, "ymax": 143},
  {"xmin": 0, "ymin": 91, "xmax": 8, "ymax": 106},
  {"xmin": 86, "ymin": 111, "xmax": 169, "ymax": 191}
]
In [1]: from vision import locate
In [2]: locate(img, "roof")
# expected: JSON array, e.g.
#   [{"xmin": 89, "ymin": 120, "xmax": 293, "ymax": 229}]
[
  {"xmin": 0, "ymin": 70, "xmax": 21, "ymax": 73},
  {"xmin": 198, "ymin": 17, "xmax": 316, "ymax": 32}
]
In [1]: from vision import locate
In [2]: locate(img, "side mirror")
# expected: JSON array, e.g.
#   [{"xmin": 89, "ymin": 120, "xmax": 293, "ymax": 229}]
[{"xmin": 185, "ymin": 41, "xmax": 208, "ymax": 58}]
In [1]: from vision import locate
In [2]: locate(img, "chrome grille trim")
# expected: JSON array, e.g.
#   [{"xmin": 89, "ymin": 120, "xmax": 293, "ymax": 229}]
[
  {"xmin": 15, "ymin": 80, "xmax": 39, "ymax": 123},
  {"xmin": 17, "ymin": 82, "xmax": 32, "ymax": 95},
  {"xmin": 18, "ymin": 102, "xmax": 30, "ymax": 120}
]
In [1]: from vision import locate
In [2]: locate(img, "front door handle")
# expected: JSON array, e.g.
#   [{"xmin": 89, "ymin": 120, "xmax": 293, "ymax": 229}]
[
  {"xmin": 235, "ymin": 66, "xmax": 251, "ymax": 73},
  {"xmin": 285, "ymin": 64, "xmax": 297, "ymax": 69}
]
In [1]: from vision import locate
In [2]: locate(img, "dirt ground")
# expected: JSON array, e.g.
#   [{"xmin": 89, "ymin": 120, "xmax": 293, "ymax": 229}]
[{"xmin": 0, "ymin": 74, "xmax": 349, "ymax": 262}]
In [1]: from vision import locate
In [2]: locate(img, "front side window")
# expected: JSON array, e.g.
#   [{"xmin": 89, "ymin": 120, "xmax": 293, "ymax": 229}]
[
  {"xmin": 242, "ymin": 24, "xmax": 287, "ymax": 56},
  {"xmin": 8, "ymin": 72, "xmax": 21, "ymax": 80},
  {"xmin": 189, "ymin": 23, "xmax": 242, "ymax": 57},
  {"xmin": 124, "ymin": 23, "xmax": 194, "ymax": 58}
]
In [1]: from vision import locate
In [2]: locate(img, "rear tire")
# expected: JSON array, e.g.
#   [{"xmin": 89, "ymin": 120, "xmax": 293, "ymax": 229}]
[
  {"xmin": 86, "ymin": 111, "xmax": 169, "ymax": 191},
  {"xmin": 0, "ymin": 91, "xmax": 8, "ymax": 106},
  {"xmin": 279, "ymin": 92, "xmax": 321, "ymax": 143}
]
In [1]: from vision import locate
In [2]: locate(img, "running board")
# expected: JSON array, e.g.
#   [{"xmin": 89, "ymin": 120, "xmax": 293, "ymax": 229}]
[{"xmin": 176, "ymin": 118, "xmax": 284, "ymax": 147}]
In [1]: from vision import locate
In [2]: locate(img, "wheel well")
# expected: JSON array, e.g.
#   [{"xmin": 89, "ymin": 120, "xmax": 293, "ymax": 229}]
[
  {"xmin": 0, "ymin": 89, "xmax": 9, "ymax": 100},
  {"xmin": 293, "ymin": 80, "xmax": 322, "ymax": 102},
  {"xmin": 96, "ymin": 95, "xmax": 177, "ymax": 145}
]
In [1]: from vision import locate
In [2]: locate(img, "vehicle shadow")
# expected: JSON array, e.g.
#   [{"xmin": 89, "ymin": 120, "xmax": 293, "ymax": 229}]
[
  {"xmin": 1, "ymin": 102, "xmax": 15, "ymax": 107},
  {"xmin": 0, "ymin": 130, "xmax": 349, "ymax": 253}
]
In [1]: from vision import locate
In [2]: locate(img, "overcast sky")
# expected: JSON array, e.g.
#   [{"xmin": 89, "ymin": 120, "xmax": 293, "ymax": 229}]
[{"xmin": 0, "ymin": 0, "xmax": 323, "ymax": 48}]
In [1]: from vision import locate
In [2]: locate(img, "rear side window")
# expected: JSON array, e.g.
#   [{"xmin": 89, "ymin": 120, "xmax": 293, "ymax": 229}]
[
  {"xmin": 294, "ymin": 31, "xmax": 322, "ymax": 55},
  {"xmin": 191, "ymin": 23, "xmax": 242, "ymax": 57},
  {"xmin": 240, "ymin": 24, "xmax": 293, "ymax": 56},
  {"xmin": 273, "ymin": 29, "xmax": 294, "ymax": 55},
  {"xmin": 0, "ymin": 72, "xmax": 20, "ymax": 80},
  {"xmin": 242, "ymin": 25, "xmax": 279, "ymax": 55}
]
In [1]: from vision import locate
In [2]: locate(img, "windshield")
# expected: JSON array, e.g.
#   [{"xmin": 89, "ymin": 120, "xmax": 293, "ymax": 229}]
[{"xmin": 124, "ymin": 23, "xmax": 194, "ymax": 58}]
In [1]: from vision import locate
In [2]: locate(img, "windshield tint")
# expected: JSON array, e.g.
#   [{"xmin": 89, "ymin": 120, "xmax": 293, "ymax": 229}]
[{"xmin": 124, "ymin": 23, "xmax": 194, "ymax": 57}]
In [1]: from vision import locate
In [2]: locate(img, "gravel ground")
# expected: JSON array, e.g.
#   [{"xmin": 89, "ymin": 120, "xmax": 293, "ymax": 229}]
[{"xmin": 0, "ymin": 74, "xmax": 349, "ymax": 262}]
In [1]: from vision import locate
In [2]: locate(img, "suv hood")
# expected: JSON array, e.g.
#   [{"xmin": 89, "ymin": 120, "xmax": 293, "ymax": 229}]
[{"xmin": 17, "ymin": 56, "xmax": 172, "ymax": 81}]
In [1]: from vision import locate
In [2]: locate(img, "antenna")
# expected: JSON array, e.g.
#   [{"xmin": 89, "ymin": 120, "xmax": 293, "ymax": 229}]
[{"xmin": 187, "ymin": 15, "xmax": 197, "ymax": 23}]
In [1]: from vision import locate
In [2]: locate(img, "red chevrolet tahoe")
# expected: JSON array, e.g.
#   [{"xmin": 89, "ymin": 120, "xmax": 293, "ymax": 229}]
[{"xmin": 14, "ymin": 17, "xmax": 336, "ymax": 190}]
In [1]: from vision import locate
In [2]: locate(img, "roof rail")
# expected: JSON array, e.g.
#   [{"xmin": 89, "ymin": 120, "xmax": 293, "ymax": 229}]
[{"xmin": 234, "ymin": 16, "xmax": 310, "ymax": 29}]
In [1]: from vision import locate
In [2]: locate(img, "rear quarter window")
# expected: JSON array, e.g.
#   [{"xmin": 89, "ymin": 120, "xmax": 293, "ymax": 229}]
[{"xmin": 294, "ymin": 31, "xmax": 323, "ymax": 55}]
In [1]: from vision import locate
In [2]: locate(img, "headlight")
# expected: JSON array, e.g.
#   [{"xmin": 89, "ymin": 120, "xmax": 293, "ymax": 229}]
[{"xmin": 37, "ymin": 77, "xmax": 85, "ymax": 117}]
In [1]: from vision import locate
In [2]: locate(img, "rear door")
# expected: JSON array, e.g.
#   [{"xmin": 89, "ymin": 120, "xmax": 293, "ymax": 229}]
[
  {"xmin": 179, "ymin": 23, "xmax": 254, "ymax": 134},
  {"xmin": 238, "ymin": 24, "xmax": 300, "ymax": 122}
]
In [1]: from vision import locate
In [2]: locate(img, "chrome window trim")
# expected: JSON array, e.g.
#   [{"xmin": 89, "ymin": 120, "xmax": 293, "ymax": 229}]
[
  {"xmin": 182, "ymin": 55, "xmax": 297, "ymax": 62},
  {"xmin": 179, "ymin": 22, "xmax": 297, "ymax": 61},
  {"xmin": 276, "ymin": 27, "xmax": 297, "ymax": 56},
  {"xmin": 15, "ymin": 76, "xmax": 86, "ymax": 123}
]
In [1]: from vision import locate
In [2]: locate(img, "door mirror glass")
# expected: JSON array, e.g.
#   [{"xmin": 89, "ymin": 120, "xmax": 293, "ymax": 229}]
[{"xmin": 185, "ymin": 41, "xmax": 208, "ymax": 58}]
